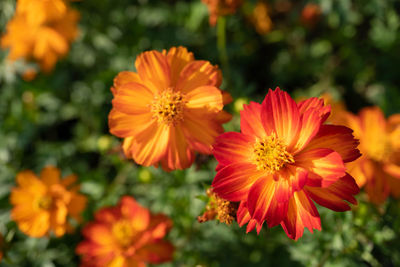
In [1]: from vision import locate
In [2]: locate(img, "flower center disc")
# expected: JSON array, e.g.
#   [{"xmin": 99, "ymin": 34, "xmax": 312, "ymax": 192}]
[
  {"xmin": 253, "ymin": 133, "xmax": 294, "ymax": 173},
  {"xmin": 151, "ymin": 89, "xmax": 186, "ymax": 126},
  {"xmin": 112, "ymin": 220, "xmax": 134, "ymax": 248},
  {"xmin": 38, "ymin": 196, "xmax": 52, "ymax": 210}
]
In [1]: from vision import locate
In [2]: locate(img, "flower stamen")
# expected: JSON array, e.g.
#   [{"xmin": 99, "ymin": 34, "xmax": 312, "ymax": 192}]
[
  {"xmin": 151, "ymin": 89, "xmax": 186, "ymax": 126},
  {"xmin": 252, "ymin": 133, "xmax": 294, "ymax": 172}
]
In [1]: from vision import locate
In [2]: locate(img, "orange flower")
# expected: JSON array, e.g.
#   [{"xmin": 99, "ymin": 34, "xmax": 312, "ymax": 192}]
[
  {"xmin": 202, "ymin": 0, "xmax": 243, "ymax": 26},
  {"xmin": 212, "ymin": 88, "xmax": 360, "ymax": 240},
  {"xmin": 346, "ymin": 107, "xmax": 400, "ymax": 204},
  {"xmin": 108, "ymin": 46, "xmax": 232, "ymax": 171},
  {"xmin": 250, "ymin": 1, "xmax": 273, "ymax": 35},
  {"xmin": 76, "ymin": 196, "xmax": 174, "ymax": 267},
  {"xmin": 10, "ymin": 166, "xmax": 87, "ymax": 238},
  {"xmin": 320, "ymin": 92, "xmax": 348, "ymax": 125},
  {"xmin": 1, "ymin": 0, "xmax": 79, "ymax": 73}
]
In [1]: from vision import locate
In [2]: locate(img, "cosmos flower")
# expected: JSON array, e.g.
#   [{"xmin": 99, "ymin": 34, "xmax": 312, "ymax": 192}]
[
  {"xmin": 250, "ymin": 1, "xmax": 273, "ymax": 35},
  {"xmin": 10, "ymin": 166, "xmax": 87, "ymax": 238},
  {"xmin": 76, "ymin": 196, "xmax": 174, "ymax": 267},
  {"xmin": 346, "ymin": 107, "xmax": 400, "ymax": 204},
  {"xmin": 212, "ymin": 88, "xmax": 360, "ymax": 240},
  {"xmin": 109, "ymin": 46, "xmax": 232, "ymax": 171},
  {"xmin": 301, "ymin": 3, "xmax": 322, "ymax": 27},
  {"xmin": 202, "ymin": 0, "xmax": 243, "ymax": 26},
  {"xmin": 1, "ymin": 0, "xmax": 79, "ymax": 73}
]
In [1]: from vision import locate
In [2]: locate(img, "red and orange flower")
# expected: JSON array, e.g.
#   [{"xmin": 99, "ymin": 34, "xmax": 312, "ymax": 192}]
[
  {"xmin": 202, "ymin": 0, "xmax": 243, "ymax": 26},
  {"xmin": 346, "ymin": 107, "xmax": 400, "ymax": 204},
  {"xmin": 10, "ymin": 166, "xmax": 87, "ymax": 238},
  {"xmin": 212, "ymin": 88, "xmax": 360, "ymax": 240},
  {"xmin": 76, "ymin": 196, "xmax": 174, "ymax": 267},
  {"xmin": 109, "ymin": 46, "xmax": 232, "ymax": 171}
]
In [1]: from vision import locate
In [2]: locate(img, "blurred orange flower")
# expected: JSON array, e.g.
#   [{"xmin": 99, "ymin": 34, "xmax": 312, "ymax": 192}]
[
  {"xmin": 301, "ymin": 3, "xmax": 322, "ymax": 27},
  {"xmin": 250, "ymin": 1, "xmax": 273, "ymax": 35},
  {"xmin": 109, "ymin": 46, "xmax": 232, "ymax": 171},
  {"xmin": 212, "ymin": 88, "xmax": 360, "ymax": 240},
  {"xmin": 202, "ymin": 0, "xmax": 243, "ymax": 26},
  {"xmin": 1, "ymin": 0, "xmax": 79, "ymax": 73},
  {"xmin": 346, "ymin": 107, "xmax": 400, "ymax": 204},
  {"xmin": 10, "ymin": 166, "xmax": 87, "ymax": 238},
  {"xmin": 76, "ymin": 196, "xmax": 174, "ymax": 267}
]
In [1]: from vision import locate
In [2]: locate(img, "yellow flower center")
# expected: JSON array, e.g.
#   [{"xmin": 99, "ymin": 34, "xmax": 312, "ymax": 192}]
[
  {"xmin": 252, "ymin": 133, "xmax": 294, "ymax": 172},
  {"xmin": 38, "ymin": 196, "xmax": 52, "ymax": 210},
  {"xmin": 367, "ymin": 138, "xmax": 392, "ymax": 162},
  {"xmin": 151, "ymin": 89, "xmax": 186, "ymax": 126},
  {"xmin": 112, "ymin": 220, "xmax": 134, "ymax": 248}
]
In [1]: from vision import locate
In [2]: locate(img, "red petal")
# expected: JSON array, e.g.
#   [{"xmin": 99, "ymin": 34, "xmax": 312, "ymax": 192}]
[
  {"xmin": 247, "ymin": 176, "xmax": 288, "ymax": 227},
  {"xmin": 212, "ymin": 163, "xmax": 262, "ymax": 202},
  {"xmin": 212, "ymin": 132, "xmax": 254, "ymax": 167},
  {"xmin": 273, "ymin": 165, "xmax": 308, "ymax": 202},
  {"xmin": 261, "ymin": 88, "xmax": 301, "ymax": 149},
  {"xmin": 305, "ymin": 125, "xmax": 361, "ymax": 163},
  {"xmin": 295, "ymin": 148, "xmax": 346, "ymax": 187},
  {"xmin": 240, "ymin": 102, "xmax": 265, "ymax": 138},
  {"xmin": 297, "ymin": 97, "xmax": 331, "ymax": 122},
  {"xmin": 305, "ymin": 173, "xmax": 359, "ymax": 212},
  {"xmin": 280, "ymin": 191, "xmax": 321, "ymax": 241},
  {"xmin": 292, "ymin": 108, "xmax": 322, "ymax": 154}
]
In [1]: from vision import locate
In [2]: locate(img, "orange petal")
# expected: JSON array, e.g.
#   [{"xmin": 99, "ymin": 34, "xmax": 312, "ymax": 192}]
[
  {"xmin": 82, "ymin": 223, "xmax": 115, "ymax": 245},
  {"xmin": 16, "ymin": 170, "xmax": 41, "ymax": 188},
  {"xmin": 108, "ymin": 108, "xmax": 154, "ymax": 138},
  {"xmin": 135, "ymin": 50, "xmax": 171, "ymax": 93},
  {"xmin": 40, "ymin": 166, "xmax": 61, "ymax": 186},
  {"xmin": 131, "ymin": 122, "xmax": 170, "ymax": 166},
  {"xmin": 176, "ymin": 60, "xmax": 222, "ymax": 93},
  {"xmin": 148, "ymin": 213, "xmax": 173, "ymax": 239},
  {"xmin": 68, "ymin": 193, "xmax": 87, "ymax": 218},
  {"xmin": 215, "ymin": 110, "xmax": 233, "ymax": 124},
  {"xmin": 19, "ymin": 211, "xmax": 50, "ymax": 237},
  {"xmin": 384, "ymin": 163, "xmax": 400, "ymax": 179},
  {"xmin": 182, "ymin": 108, "xmax": 223, "ymax": 154},
  {"xmin": 365, "ymin": 162, "xmax": 390, "ymax": 204},
  {"xmin": 112, "ymin": 71, "xmax": 141, "ymax": 95},
  {"xmin": 164, "ymin": 46, "xmax": 194, "ymax": 86},
  {"xmin": 261, "ymin": 88, "xmax": 301, "ymax": 149},
  {"xmin": 212, "ymin": 163, "xmax": 262, "ymax": 202},
  {"xmin": 304, "ymin": 125, "xmax": 361, "ymax": 163},
  {"xmin": 136, "ymin": 240, "xmax": 174, "ymax": 264},
  {"xmin": 185, "ymin": 85, "xmax": 223, "ymax": 112},
  {"xmin": 305, "ymin": 173, "xmax": 359, "ymax": 212},
  {"xmin": 280, "ymin": 191, "xmax": 321, "ymax": 241},
  {"xmin": 292, "ymin": 108, "xmax": 322, "ymax": 154},
  {"xmin": 296, "ymin": 148, "xmax": 346, "ymax": 187},
  {"xmin": 160, "ymin": 125, "xmax": 194, "ymax": 171},
  {"xmin": 213, "ymin": 132, "xmax": 254, "ymax": 168},
  {"xmin": 240, "ymin": 102, "xmax": 265, "ymax": 138},
  {"xmin": 120, "ymin": 196, "xmax": 150, "ymax": 232},
  {"xmin": 247, "ymin": 176, "xmax": 288, "ymax": 227},
  {"xmin": 112, "ymin": 82, "xmax": 153, "ymax": 115}
]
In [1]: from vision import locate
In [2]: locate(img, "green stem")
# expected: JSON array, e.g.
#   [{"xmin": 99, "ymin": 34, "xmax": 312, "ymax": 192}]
[{"xmin": 217, "ymin": 16, "xmax": 230, "ymax": 80}]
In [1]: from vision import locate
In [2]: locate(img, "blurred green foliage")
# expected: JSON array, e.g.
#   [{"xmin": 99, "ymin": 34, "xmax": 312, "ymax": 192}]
[{"xmin": 1, "ymin": 0, "xmax": 400, "ymax": 266}]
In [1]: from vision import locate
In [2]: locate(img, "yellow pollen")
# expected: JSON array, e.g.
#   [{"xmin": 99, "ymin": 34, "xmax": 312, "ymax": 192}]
[
  {"xmin": 112, "ymin": 220, "xmax": 134, "ymax": 248},
  {"xmin": 38, "ymin": 196, "xmax": 52, "ymax": 210},
  {"xmin": 252, "ymin": 133, "xmax": 294, "ymax": 172},
  {"xmin": 151, "ymin": 89, "xmax": 186, "ymax": 125}
]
